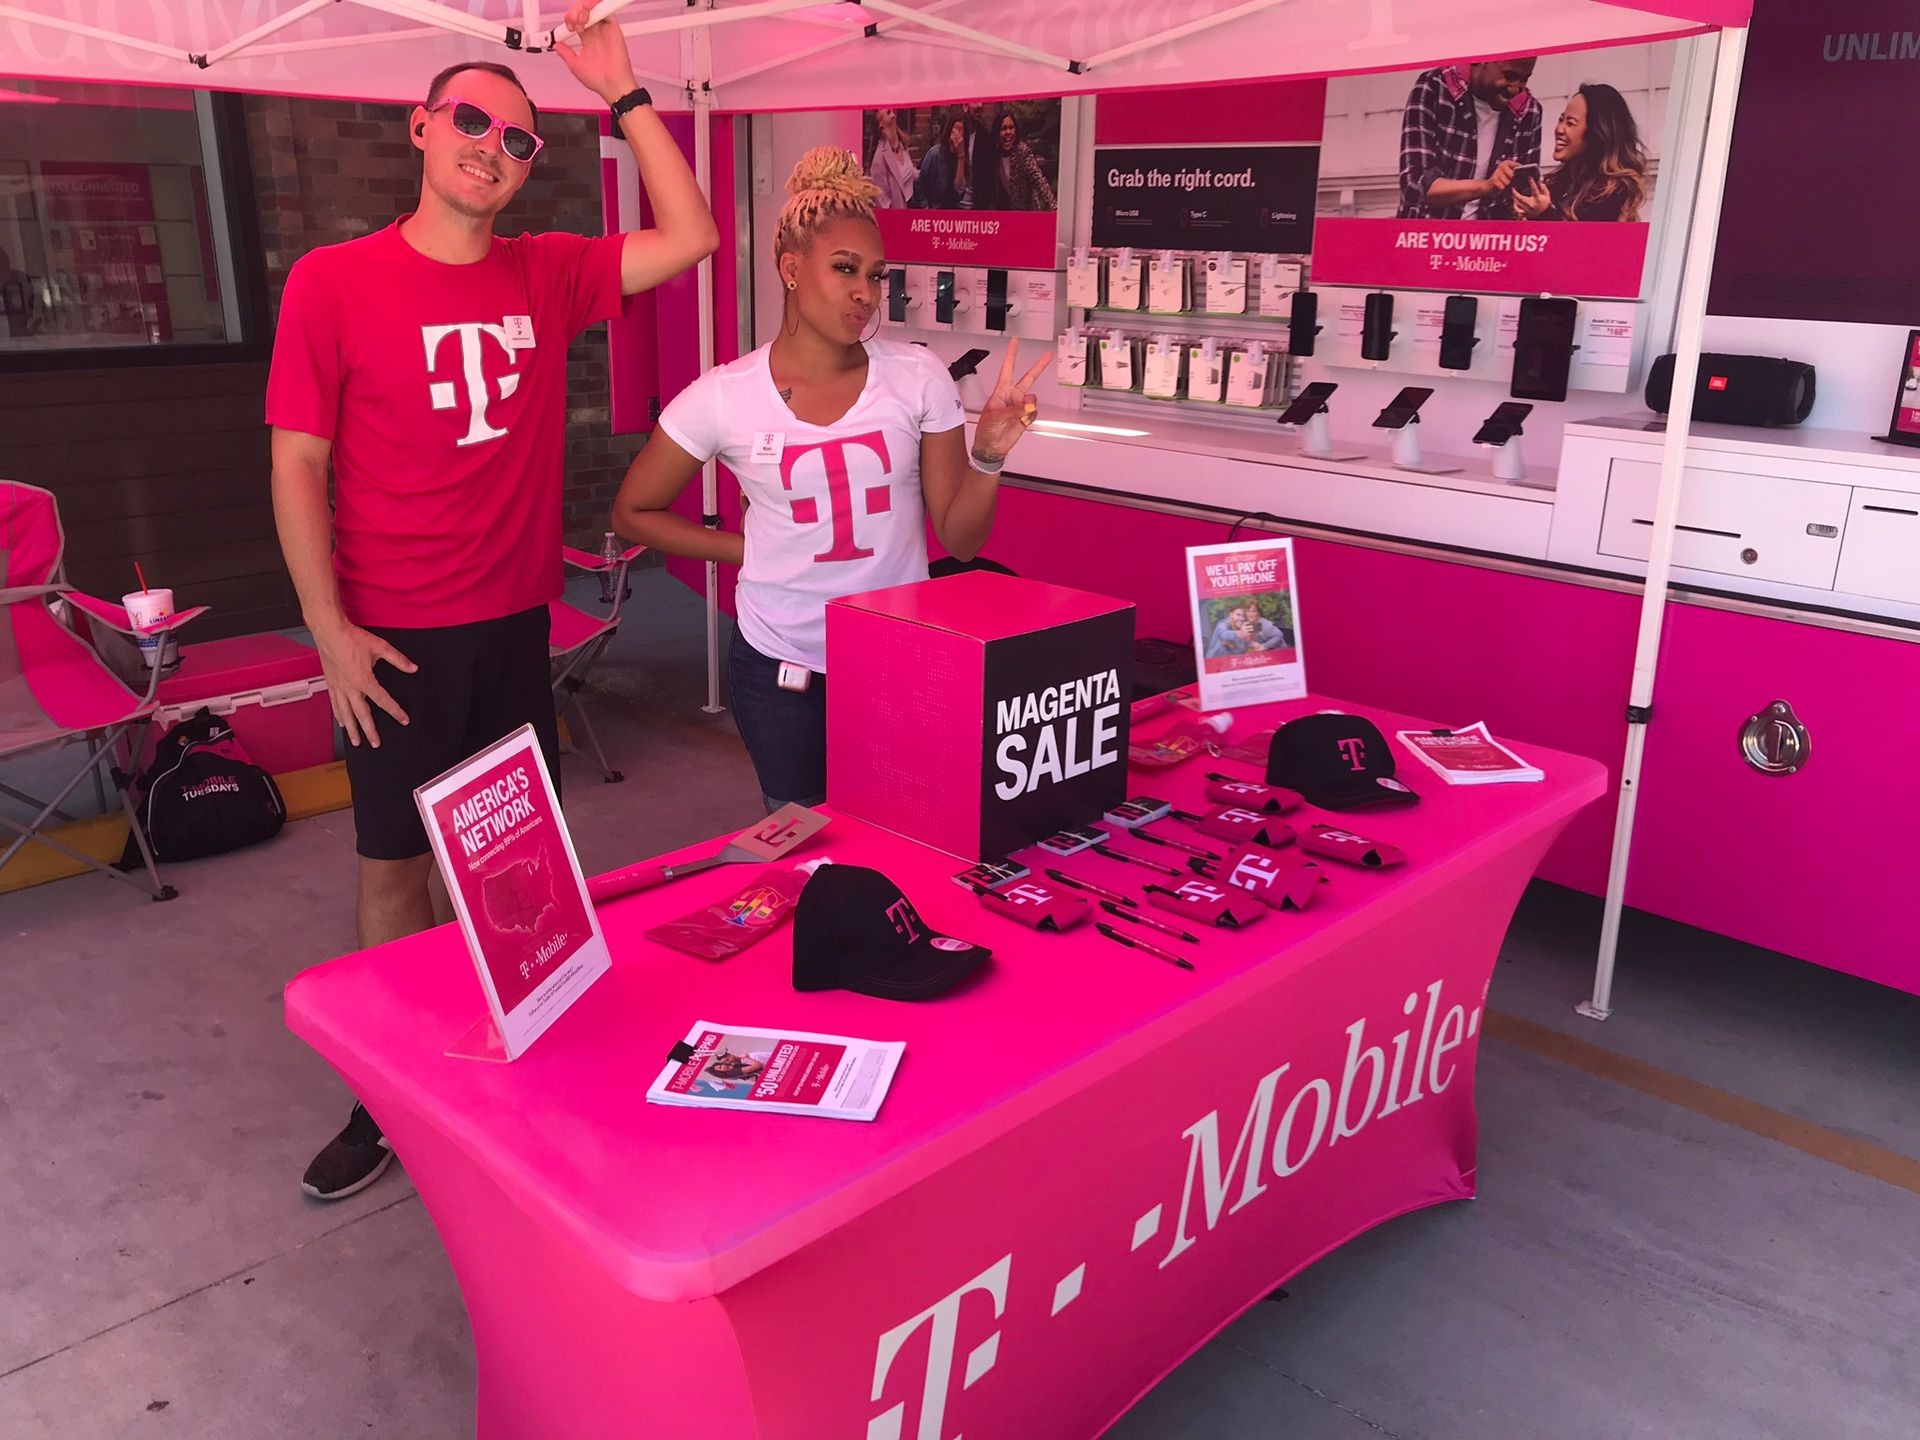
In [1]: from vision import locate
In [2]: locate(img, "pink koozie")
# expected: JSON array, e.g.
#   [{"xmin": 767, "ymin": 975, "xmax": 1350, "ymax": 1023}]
[
  {"xmin": 1300, "ymin": 825, "xmax": 1407, "ymax": 870},
  {"xmin": 1203, "ymin": 777, "xmax": 1302, "ymax": 814},
  {"xmin": 977, "ymin": 880, "xmax": 1092, "ymax": 933},
  {"xmin": 1190, "ymin": 806, "xmax": 1294, "ymax": 850},
  {"xmin": 1146, "ymin": 878, "xmax": 1267, "ymax": 930},
  {"xmin": 1198, "ymin": 845, "xmax": 1330, "ymax": 912}
]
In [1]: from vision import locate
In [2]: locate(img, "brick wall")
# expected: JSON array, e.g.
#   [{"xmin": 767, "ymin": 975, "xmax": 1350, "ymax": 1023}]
[{"xmin": 243, "ymin": 95, "xmax": 647, "ymax": 553}]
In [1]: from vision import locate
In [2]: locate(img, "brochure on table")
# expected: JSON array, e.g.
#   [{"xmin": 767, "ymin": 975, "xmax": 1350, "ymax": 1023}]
[
  {"xmin": 1396, "ymin": 722, "xmax": 1544, "ymax": 784},
  {"xmin": 415, "ymin": 724, "xmax": 611, "ymax": 1062},
  {"xmin": 1185, "ymin": 538, "xmax": 1307, "ymax": 712},
  {"xmin": 648, "ymin": 1022, "xmax": 905, "ymax": 1122}
]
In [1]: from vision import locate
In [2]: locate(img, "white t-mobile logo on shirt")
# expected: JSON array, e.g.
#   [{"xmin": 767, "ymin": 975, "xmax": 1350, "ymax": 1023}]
[{"xmin": 423, "ymin": 322, "xmax": 522, "ymax": 446}]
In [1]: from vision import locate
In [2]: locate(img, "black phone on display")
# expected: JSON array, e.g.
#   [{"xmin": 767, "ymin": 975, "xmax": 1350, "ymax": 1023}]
[
  {"xmin": 934, "ymin": 270, "xmax": 957, "ymax": 325},
  {"xmin": 1473, "ymin": 401, "xmax": 1534, "ymax": 446},
  {"xmin": 1511, "ymin": 163, "xmax": 1542, "ymax": 197},
  {"xmin": 887, "ymin": 267, "xmax": 908, "ymax": 322},
  {"xmin": 1438, "ymin": 294, "xmax": 1479, "ymax": 370},
  {"xmin": 1511, "ymin": 296, "xmax": 1578, "ymax": 401},
  {"xmin": 1361, "ymin": 291, "xmax": 1395, "ymax": 362},
  {"xmin": 1372, "ymin": 386, "xmax": 1433, "ymax": 429},
  {"xmin": 985, "ymin": 269, "xmax": 1010, "ymax": 332},
  {"xmin": 1288, "ymin": 289, "xmax": 1319, "ymax": 356},
  {"xmin": 1276, "ymin": 381, "xmax": 1338, "ymax": 426}
]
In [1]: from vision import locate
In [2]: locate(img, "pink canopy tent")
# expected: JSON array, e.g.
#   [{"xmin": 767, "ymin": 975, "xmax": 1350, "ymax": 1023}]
[{"xmin": 1, "ymin": 0, "xmax": 1755, "ymax": 1016}]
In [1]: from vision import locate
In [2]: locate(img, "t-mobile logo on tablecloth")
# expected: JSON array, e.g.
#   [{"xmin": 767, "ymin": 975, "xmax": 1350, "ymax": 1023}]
[
  {"xmin": 866, "ymin": 1256, "xmax": 1010, "ymax": 1440},
  {"xmin": 780, "ymin": 432, "xmax": 893, "ymax": 563},
  {"xmin": 857, "ymin": 979, "xmax": 1485, "ymax": 1436},
  {"xmin": 422, "ymin": 322, "xmax": 522, "ymax": 447}
]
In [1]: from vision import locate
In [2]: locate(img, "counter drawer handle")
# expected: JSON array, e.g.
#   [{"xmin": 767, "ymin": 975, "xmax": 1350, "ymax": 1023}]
[{"xmin": 1631, "ymin": 519, "xmax": 1742, "ymax": 540}]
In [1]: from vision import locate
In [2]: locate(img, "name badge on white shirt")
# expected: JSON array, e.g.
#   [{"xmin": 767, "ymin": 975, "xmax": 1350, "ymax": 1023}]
[
  {"xmin": 503, "ymin": 314, "xmax": 536, "ymax": 349},
  {"xmin": 750, "ymin": 431, "xmax": 785, "ymax": 464}
]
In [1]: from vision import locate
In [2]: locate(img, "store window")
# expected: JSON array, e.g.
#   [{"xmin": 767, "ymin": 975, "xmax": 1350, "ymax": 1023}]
[{"xmin": 0, "ymin": 80, "xmax": 259, "ymax": 363}]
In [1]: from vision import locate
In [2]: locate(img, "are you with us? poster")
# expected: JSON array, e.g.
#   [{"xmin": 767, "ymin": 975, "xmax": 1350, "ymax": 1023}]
[{"xmin": 1186, "ymin": 537, "xmax": 1306, "ymax": 712}]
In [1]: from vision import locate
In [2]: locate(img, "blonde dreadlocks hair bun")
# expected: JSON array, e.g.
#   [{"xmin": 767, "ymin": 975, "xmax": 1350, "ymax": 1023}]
[{"xmin": 775, "ymin": 146, "xmax": 881, "ymax": 259}]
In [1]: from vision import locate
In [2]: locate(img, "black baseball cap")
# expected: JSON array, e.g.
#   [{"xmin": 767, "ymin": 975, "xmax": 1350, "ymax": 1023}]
[
  {"xmin": 1267, "ymin": 714, "xmax": 1419, "ymax": 811},
  {"xmin": 792, "ymin": 865, "xmax": 992, "ymax": 1000}
]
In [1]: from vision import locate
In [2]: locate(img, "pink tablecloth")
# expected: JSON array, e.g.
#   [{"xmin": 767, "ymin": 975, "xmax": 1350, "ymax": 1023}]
[{"xmin": 286, "ymin": 695, "xmax": 1604, "ymax": 1439}]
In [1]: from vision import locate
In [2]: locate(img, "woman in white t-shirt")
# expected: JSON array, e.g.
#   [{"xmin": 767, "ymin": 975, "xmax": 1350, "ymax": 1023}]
[{"xmin": 611, "ymin": 147, "xmax": 1050, "ymax": 809}]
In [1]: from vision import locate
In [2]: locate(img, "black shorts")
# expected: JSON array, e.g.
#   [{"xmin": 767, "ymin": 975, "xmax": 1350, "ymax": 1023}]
[{"xmin": 344, "ymin": 606, "xmax": 558, "ymax": 860}]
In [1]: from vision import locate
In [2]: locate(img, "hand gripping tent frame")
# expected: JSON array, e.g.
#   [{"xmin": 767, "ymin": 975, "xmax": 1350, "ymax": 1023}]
[{"xmin": 1, "ymin": 0, "xmax": 1751, "ymax": 1016}]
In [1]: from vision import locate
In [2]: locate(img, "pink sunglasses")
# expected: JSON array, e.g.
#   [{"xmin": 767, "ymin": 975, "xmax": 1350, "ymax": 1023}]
[{"xmin": 427, "ymin": 96, "xmax": 543, "ymax": 163}]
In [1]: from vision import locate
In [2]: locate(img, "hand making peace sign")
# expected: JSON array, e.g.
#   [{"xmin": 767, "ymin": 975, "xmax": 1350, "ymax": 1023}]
[{"xmin": 972, "ymin": 339, "xmax": 1053, "ymax": 464}]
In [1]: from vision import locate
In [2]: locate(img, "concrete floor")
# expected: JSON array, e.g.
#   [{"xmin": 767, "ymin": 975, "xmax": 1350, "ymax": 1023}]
[{"xmin": 3, "ymin": 570, "xmax": 1917, "ymax": 1439}]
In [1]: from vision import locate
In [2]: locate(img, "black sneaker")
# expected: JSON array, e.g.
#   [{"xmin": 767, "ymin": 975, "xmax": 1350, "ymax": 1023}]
[{"xmin": 300, "ymin": 1102, "xmax": 395, "ymax": 1201}]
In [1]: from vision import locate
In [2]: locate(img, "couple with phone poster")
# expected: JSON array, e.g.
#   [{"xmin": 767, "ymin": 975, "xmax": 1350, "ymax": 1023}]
[{"xmin": 1395, "ymin": 59, "xmax": 1652, "ymax": 226}]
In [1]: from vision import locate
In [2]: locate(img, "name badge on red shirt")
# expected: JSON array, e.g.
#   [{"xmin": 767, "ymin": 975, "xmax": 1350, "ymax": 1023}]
[{"xmin": 503, "ymin": 314, "xmax": 536, "ymax": 349}]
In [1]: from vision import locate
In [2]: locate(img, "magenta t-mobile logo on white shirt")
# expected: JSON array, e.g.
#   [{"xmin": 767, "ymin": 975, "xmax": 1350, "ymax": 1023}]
[{"xmin": 780, "ymin": 432, "xmax": 894, "ymax": 563}]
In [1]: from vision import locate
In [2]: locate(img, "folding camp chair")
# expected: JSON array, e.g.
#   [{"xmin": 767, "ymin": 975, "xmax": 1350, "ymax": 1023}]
[
  {"xmin": 550, "ymin": 542, "xmax": 645, "ymax": 784},
  {"xmin": 1, "ymin": 481, "xmax": 208, "ymax": 900}
]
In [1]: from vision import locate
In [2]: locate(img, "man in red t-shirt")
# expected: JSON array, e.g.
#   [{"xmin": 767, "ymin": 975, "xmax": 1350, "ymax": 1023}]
[{"xmin": 267, "ymin": 2, "xmax": 716, "ymax": 1200}]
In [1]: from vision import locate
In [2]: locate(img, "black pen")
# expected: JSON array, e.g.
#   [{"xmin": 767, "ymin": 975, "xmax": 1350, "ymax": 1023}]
[
  {"xmin": 1094, "ymin": 921, "xmax": 1196, "ymax": 971},
  {"xmin": 1100, "ymin": 899, "xmax": 1199, "ymax": 944},
  {"xmin": 1045, "ymin": 868, "xmax": 1138, "ymax": 908},
  {"xmin": 1131, "ymin": 828, "xmax": 1222, "ymax": 861},
  {"xmin": 1092, "ymin": 844, "xmax": 1182, "ymax": 877}
]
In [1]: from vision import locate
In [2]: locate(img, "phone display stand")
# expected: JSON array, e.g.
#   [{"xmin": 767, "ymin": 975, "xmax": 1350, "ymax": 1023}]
[
  {"xmin": 446, "ymin": 1014, "xmax": 511, "ymax": 1065},
  {"xmin": 1490, "ymin": 434, "xmax": 1527, "ymax": 481},
  {"xmin": 1297, "ymin": 411, "xmax": 1363, "ymax": 461},
  {"xmin": 1389, "ymin": 420, "xmax": 1460, "ymax": 476}
]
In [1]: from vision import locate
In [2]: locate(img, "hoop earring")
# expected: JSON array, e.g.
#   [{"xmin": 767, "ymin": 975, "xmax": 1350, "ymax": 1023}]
[{"xmin": 783, "ymin": 287, "xmax": 799, "ymax": 338}]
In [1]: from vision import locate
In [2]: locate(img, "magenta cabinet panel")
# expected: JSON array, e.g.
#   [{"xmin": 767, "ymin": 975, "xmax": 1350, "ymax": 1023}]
[
  {"xmin": 1628, "ymin": 606, "xmax": 1920, "ymax": 993},
  {"xmin": 985, "ymin": 486, "xmax": 1920, "ymax": 994}
]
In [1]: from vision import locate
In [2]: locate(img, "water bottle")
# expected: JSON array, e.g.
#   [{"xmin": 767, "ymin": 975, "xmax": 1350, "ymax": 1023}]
[{"xmin": 598, "ymin": 531, "xmax": 622, "ymax": 605}]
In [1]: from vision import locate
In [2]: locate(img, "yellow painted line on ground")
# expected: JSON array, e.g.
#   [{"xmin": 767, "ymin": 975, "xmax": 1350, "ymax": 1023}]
[{"xmin": 1485, "ymin": 1009, "xmax": 1920, "ymax": 1197}]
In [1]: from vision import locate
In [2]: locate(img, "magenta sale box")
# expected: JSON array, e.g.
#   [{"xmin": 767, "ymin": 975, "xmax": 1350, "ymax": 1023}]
[{"xmin": 827, "ymin": 572, "xmax": 1135, "ymax": 862}]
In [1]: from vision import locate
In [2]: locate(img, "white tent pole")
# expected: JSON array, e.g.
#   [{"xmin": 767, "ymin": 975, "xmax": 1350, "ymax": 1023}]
[
  {"xmin": 197, "ymin": 0, "xmax": 337, "ymax": 66},
  {"xmin": 0, "ymin": 4, "xmax": 186, "ymax": 62},
  {"xmin": 689, "ymin": 23, "xmax": 724, "ymax": 716},
  {"xmin": 343, "ymin": 0, "xmax": 509, "ymax": 46},
  {"xmin": 614, "ymin": 0, "xmax": 826, "ymax": 40},
  {"xmin": 248, "ymin": 24, "xmax": 446, "ymax": 58},
  {"xmin": 548, "ymin": 0, "xmax": 651, "ymax": 46},
  {"xmin": 710, "ymin": 0, "xmax": 967, "ymax": 90},
  {"xmin": 1081, "ymin": 0, "xmax": 1295, "ymax": 71},
  {"xmin": 1580, "ymin": 23, "xmax": 1749, "ymax": 1023},
  {"xmin": 858, "ymin": 0, "xmax": 1079, "ymax": 73}
]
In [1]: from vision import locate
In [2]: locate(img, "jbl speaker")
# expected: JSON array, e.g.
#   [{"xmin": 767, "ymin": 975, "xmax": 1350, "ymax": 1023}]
[{"xmin": 1645, "ymin": 353, "xmax": 1815, "ymax": 427}]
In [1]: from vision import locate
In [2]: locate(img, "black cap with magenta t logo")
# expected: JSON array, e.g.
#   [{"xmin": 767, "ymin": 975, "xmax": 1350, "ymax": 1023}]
[
  {"xmin": 1267, "ymin": 714, "xmax": 1419, "ymax": 811},
  {"xmin": 793, "ymin": 865, "xmax": 993, "ymax": 1000}
]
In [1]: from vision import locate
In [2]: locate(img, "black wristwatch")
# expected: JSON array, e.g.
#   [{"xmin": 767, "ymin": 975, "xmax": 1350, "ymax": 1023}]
[{"xmin": 610, "ymin": 87, "xmax": 652, "ymax": 123}]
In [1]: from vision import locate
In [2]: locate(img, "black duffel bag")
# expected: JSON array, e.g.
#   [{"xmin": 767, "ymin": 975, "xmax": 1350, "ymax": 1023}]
[{"xmin": 120, "ymin": 707, "xmax": 286, "ymax": 866}]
